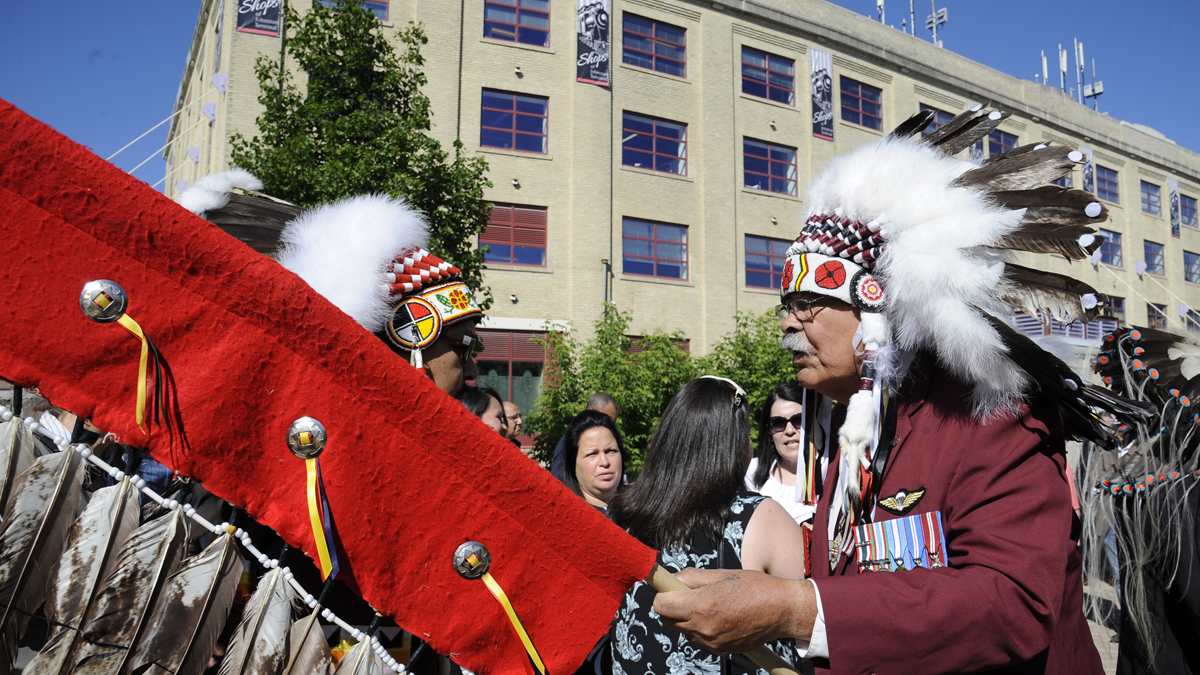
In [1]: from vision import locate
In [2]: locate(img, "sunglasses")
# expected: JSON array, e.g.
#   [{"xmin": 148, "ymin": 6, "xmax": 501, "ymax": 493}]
[
  {"xmin": 769, "ymin": 413, "xmax": 804, "ymax": 434},
  {"xmin": 699, "ymin": 375, "xmax": 747, "ymax": 410},
  {"xmin": 443, "ymin": 332, "xmax": 484, "ymax": 361}
]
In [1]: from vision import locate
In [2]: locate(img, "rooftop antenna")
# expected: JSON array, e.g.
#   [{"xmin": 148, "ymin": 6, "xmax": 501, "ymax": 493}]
[
  {"xmin": 909, "ymin": 0, "xmax": 915, "ymax": 34},
  {"xmin": 1074, "ymin": 39, "xmax": 1085, "ymax": 104},
  {"xmin": 877, "ymin": 0, "xmax": 885, "ymax": 23},
  {"xmin": 1083, "ymin": 57, "xmax": 1105, "ymax": 111},
  {"xmin": 1041, "ymin": 50, "xmax": 1049, "ymax": 85},
  {"xmin": 925, "ymin": 0, "xmax": 947, "ymax": 47},
  {"xmin": 1058, "ymin": 44, "xmax": 1067, "ymax": 91}
]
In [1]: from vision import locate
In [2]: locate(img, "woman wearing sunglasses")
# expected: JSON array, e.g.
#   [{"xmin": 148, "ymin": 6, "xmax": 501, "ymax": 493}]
[
  {"xmin": 747, "ymin": 383, "xmax": 820, "ymax": 527},
  {"xmin": 608, "ymin": 377, "xmax": 805, "ymax": 675}
]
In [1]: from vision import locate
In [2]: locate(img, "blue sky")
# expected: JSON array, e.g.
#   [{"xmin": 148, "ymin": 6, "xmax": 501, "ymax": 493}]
[{"xmin": 1, "ymin": 0, "xmax": 1197, "ymax": 191}]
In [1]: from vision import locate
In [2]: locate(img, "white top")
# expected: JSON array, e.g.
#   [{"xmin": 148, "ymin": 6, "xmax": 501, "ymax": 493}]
[{"xmin": 745, "ymin": 457, "xmax": 818, "ymax": 525}]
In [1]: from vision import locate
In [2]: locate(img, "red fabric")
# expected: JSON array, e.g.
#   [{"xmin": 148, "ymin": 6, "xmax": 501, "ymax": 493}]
[
  {"xmin": 0, "ymin": 99, "xmax": 656, "ymax": 675},
  {"xmin": 810, "ymin": 358, "xmax": 1102, "ymax": 675}
]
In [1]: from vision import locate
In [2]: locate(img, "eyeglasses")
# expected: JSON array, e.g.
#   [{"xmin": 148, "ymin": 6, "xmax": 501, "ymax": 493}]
[
  {"xmin": 775, "ymin": 296, "xmax": 831, "ymax": 322},
  {"xmin": 769, "ymin": 413, "xmax": 804, "ymax": 434},
  {"xmin": 443, "ymin": 332, "xmax": 484, "ymax": 361},
  {"xmin": 699, "ymin": 375, "xmax": 747, "ymax": 410}
]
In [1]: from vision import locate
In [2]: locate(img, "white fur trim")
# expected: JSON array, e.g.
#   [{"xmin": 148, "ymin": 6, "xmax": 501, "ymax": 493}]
[
  {"xmin": 176, "ymin": 169, "xmax": 264, "ymax": 216},
  {"xmin": 806, "ymin": 137, "xmax": 1028, "ymax": 418},
  {"xmin": 274, "ymin": 194, "xmax": 428, "ymax": 333},
  {"xmin": 838, "ymin": 390, "xmax": 877, "ymax": 497}
]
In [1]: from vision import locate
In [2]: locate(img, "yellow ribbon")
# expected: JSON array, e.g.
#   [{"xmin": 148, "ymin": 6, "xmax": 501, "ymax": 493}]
[
  {"xmin": 115, "ymin": 314, "xmax": 149, "ymax": 435},
  {"xmin": 306, "ymin": 458, "xmax": 334, "ymax": 579},
  {"xmin": 479, "ymin": 571, "xmax": 546, "ymax": 675}
]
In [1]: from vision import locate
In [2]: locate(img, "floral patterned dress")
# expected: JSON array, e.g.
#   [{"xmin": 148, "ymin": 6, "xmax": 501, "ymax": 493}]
[{"xmin": 609, "ymin": 493, "xmax": 798, "ymax": 675}]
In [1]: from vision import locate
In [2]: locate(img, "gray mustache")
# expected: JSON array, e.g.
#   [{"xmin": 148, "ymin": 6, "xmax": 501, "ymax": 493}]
[{"xmin": 781, "ymin": 331, "xmax": 814, "ymax": 356}]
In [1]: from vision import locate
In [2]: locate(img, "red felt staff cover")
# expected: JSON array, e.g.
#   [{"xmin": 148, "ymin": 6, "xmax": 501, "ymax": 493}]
[{"xmin": 0, "ymin": 99, "xmax": 656, "ymax": 674}]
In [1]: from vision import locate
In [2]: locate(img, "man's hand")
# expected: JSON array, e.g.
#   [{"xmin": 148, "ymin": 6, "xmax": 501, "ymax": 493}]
[{"xmin": 652, "ymin": 568, "xmax": 818, "ymax": 654}]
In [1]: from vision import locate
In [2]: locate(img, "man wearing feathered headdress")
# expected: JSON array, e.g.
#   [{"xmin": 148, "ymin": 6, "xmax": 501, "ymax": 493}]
[{"xmin": 651, "ymin": 108, "xmax": 1152, "ymax": 674}]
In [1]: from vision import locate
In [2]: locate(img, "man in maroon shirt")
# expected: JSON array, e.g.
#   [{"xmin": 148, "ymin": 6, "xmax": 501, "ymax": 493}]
[{"xmin": 652, "ymin": 109, "xmax": 1125, "ymax": 674}]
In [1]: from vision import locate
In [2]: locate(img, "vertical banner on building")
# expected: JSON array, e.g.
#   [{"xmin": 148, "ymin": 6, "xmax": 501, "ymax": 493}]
[
  {"xmin": 576, "ymin": 0, "xmax": 610, "ymax": 86},
  {"xmin": 1170, "ymin": 178, "xmax": 1181, "ymax": 239},
  {"xmin": 1079, "ymin": 145, "xmax": 1095, "ymax": 194},
  {"xmin": 810, "ymin": 49, "xmax": 833, "ymax": 140},
  {"xmin": 237, "ymin": 0, "xmax": 282, "ymax": 36}
]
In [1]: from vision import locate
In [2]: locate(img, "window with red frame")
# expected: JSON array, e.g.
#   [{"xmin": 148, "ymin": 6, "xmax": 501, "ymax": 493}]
[
  {"xmin": 745, "ymin": 235, "xmax": 790, "ymax": 288},
  {"xmin": 1183, "ymin": 194, "xmax": 1199, "ymax": 228},
  {"xmin": 622, "ymin": 112, "xmax": 687, "ymax": 175},
  {"xmin": 840, "ymin": 78, "xmax": 882, "ymax": 131},
  {"xmin": 1148, "ymin": 303, "xmax": 1167, "ymax": 330},
  {"xmin": 622, "ymin": 14, "xmax": 686, "ymax": 78},
  {"xmin": 1098, "ymin": 165, "xmax": 1120, "ymax": 203},
  {"xmin": 1103, "ymin": 296, "xmax": 1125, "ymax": 323},
  {"xmin": 743, "ymin": 139, "xmax": 797, "ymax": 195},
  {"xmin": 988, "ymin": 130, "xmax": 1018, "ymax": 157},
  {"xmin": 482, "ymin": 203, "xmax": 547, "ymax": 266},
  {"xmin": 480, "ymin": 90, "xmax": 548, "ymax": 153},
  {"xmin": 483, "ymin": 0, "xmax": 550, "ymax": 48},
  {"xmin": 315, "ymin": 0, "xmax": 388, "ymax": 19},
  {"xmin": 741, "ymin": 46, "xmax": 795, "ymax": 105},
  {"xmin": 918, "ymin": 104, "xmax": 954, "ymax": 137},
  {"xmin": 475, "ymin": 329, "xmax": 546, "ymax": 443},
  {"xmin": 1141, "ymin": 180, "xmax": 1162, "ymax": 216},
  {"xmin": 622, "ymin": 218, "xmax": 687, "ymax": 280},
  {"xmin": 1145, "ymin": 240, "xmax": 1165, "ymax": 275}
]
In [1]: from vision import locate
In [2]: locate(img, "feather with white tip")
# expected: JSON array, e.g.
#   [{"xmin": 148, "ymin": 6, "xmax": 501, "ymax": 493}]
[
  {"xmin": 954, "ymin": 146, "xmax": 1077, "ymax": 192},
  {"xmin": 68, "ymin": 508, "xmax": 189, "ymax": 675},
  {"xmin": 23, "ymin": 479, "xmax": 141, "ymax": 675},
  {"xmin": 331, "ymin": 640, "xmax": 381, "ymax": 675},
  {"xmin": 0, "ymin": 450, "xmax": 83, "ymax": 673},
  {"xmin": 0, "ymin": 420, "xmax": 37, "ymax": 514},
  {"xmin": 919, "ymin": 107, "xmax": 986, "ymax": 149},
  {"xmin": 218, "ymin": 568, "xmax": 304, "ymax": 675},
  {"xmin": 999, "ymin": 263, "xmax": 1106, "ymax": 324},
  {"xmin": 1168, "ymin": 341, "xmax": 1200, "ymax": 381},
  {"xmin": 282, "ymin": 611, "xmax": 330, "ymax": 675},
  {"xmin": 126, "ymin": 534, "xmax": 243, "ymax": 675}
]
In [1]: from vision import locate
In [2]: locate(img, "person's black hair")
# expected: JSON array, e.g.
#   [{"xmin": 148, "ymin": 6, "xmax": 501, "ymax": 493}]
[
  {"xmin": 561, "ymin": 409, "xmax": 628, "ymax": 500},
  {"xmin": 460, "ymin": 386, "xmax": 505, "ymax": 422},
  {"xmin": 752, "ymin": 383, "xmax": 807, "ymax": 489},
  {"xmin": 609, "ymin": 378, "xmax": 751, "ymax": 550}
]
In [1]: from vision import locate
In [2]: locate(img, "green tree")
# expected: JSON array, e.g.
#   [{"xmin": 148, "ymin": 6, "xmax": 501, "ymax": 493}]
[
  {"xmin": 230, "ymin": 1, "xmax": 492, "ymax": 307},
  {"xmin": 526, "ymin": 306, "xmax": 698, "ymax": 472}
]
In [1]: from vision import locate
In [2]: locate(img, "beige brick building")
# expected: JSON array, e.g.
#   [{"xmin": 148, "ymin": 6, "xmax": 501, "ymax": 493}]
[{"xmin": 166, "ymin": 0, "xmax": 1200, "ymax": 413}]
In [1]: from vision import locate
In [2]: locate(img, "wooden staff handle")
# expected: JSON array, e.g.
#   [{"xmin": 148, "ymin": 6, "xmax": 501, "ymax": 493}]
[{"xmin": 646, "ymin": 565, "xmax": 800, "ymax": 675}]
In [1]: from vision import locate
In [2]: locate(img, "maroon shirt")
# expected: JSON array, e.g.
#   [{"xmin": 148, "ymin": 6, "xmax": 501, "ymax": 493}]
[{"xmin": 809, "ymin": 358, "xmax": 1102, "ymax": 675}]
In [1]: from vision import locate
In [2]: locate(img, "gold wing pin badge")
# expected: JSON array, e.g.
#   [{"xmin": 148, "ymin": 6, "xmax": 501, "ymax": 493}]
[{"xmin": 877, "ymin": 486, "xmax": 926, "ymax": 516}]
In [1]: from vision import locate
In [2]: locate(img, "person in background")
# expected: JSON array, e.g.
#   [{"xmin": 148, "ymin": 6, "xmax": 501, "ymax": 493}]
[
  {"xmin": 561, "ymin": 409, "xmax": 628, "ymax": 512},
  {"xmin": 608, "ymin": 376, "xmax": 806, "ymax": 675},
  {"xmin": 551, "ymin": 392, "xmax": 618, "ymax": 480},
  {"xmin": 502, "ymin": 401, "xmax": 524, "ymax": 448},
  {"xmin": 747, "ymin": 383, "xmax": 822, "ymax": 529},
  {"xmin": 459, "ymin": 386, "xmax": 508, "ymax": 437}
]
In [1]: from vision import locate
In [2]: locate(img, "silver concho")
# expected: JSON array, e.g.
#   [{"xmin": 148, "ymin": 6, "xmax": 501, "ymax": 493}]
[
  {"xmin": 287, "ymin": 417, "xmax": 327, "ymax": 459},
  {"xmin": 453, "ymin": 541, "xmax": 491, "ymax": 579},
  {"xmin": 79, "ymin": 280, "xmax": 128, "ymax": 323}
]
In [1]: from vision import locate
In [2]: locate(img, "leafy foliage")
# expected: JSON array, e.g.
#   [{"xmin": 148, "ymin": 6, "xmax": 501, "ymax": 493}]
[
  {"xmin": 229, "ymin": 1, "xmax": 493, "ymax": 307},
  {"xmin": 526, "ymin": 307, "xmax": 797, "ymax": 472}
]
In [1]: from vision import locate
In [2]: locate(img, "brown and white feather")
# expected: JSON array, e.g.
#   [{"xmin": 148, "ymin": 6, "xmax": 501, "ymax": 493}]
[
  {"xmin": 217, "ymin": 568, "xmax": 304, "ymax": 675},
  {"xmin": 282, "ymin": 611, "xmax": 330, "ymax": 675}
]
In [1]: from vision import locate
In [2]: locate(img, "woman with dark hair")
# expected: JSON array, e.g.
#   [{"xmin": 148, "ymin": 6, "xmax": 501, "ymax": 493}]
[
  {"xmin": 561, "ymin": 409, "xmax": 627, "ymax": 511},
  {"xmin": 608, "ymin": 377, "xmax": 805, "ymax": 675},
  {"xmin": 746, "ymin": 382, "xmax": 820, "ymax": 526},
  {"xmin": 459, "ymin": 386, "xmax": 508, "ymax": 436}
]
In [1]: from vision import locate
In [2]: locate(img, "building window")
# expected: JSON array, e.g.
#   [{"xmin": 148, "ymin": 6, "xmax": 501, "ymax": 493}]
[
  {"xmin": 622, "ymin": 112, "xmax": 686, "ymax": 175},
  {"xmin": 482, "ymin": 203, "xmax": 547, "ymax": 266},
  {"xmin": 741, "ymin": 47, "xmax": 795, "ymax": 105},
  {"xmin": 1188, "ymin": 309, "xmax": 1200, "ymax": 334},
  {"xmin": 743, "ymin": 139, "xmax": 797, "ymax": 196},
  {"xmin": 1148, "ymin": 303, "xmax": 1168, "ymax": 330},
  {"xmin": 623, "ymin": 218, "xmax": 687, "ymax": 280},
  {"xmin": 480, "ymin": 90, "xmax": 548, "ymax": 154},
  {"xmin": 1144, "ymin": 240, "xmax": 1165, "ymax": 275},
  {"xmin": 1098, "ymin": 165, "xmax": 1120, "ymax": 203},
  {"xmin": 1186, "ymin": 251, "xmax": 1200, "ymax": 284},
  {"xmin": 476, "ymin": 329, "xmax": 545, "ymax": 442},
  {"xmin": 1053, "ymin": 175, "xmax": 1072, "ymax": 188},
  {"xmin": 988, "ymin": 130, "xmax": 1018, "ymax": 157},
  {"xmin": 918, "ymin": 104, "xmax": 954, "ymax": 137},
  {"xmin": 1103, "ymin": 296, "xmax": 1125, "ymax": 323},
  {"xmin": 1099, "ymin": 228, "xmax": 1122, "ymax": 266},
  {"xmin": 483, "ymin": 0, "xmax": 550, "ymax": 47},
  {"xmin": 316, "ymin": 0, "xmax": 388, "ymax": 19},
  {"xmin": 1140, "ymin": 181, "xmax": 1162, "ymax": 216},
  {"xmin": 840, "ymin": 78, "xmax": 882, "ymax": 131},
  {"xmin": 745, "ymin": 235, "xmax": 790, "ymax": 288},
  {"xmin": 1183, "ymin": 194, "xmax": 1198, "ymax": 228},
  {"xmin": 622, "ymin": 14, "xmax": 686, "ymax": 78}
]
